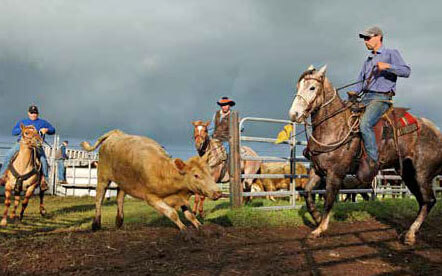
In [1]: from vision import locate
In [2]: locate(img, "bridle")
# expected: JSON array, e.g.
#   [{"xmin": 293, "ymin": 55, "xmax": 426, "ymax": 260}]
[
  {"xmin": 21, "ymin": 127, "xmax": 43, "ymax": 148},
  {"xmin": 294, "ymin": 75, "xmax": 337, "ymax": 121}
]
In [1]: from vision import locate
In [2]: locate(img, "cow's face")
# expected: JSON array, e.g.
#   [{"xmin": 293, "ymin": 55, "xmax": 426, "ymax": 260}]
[{"xmin": 174, "ymin": 157, "xmax": 222, "ymax": 200}]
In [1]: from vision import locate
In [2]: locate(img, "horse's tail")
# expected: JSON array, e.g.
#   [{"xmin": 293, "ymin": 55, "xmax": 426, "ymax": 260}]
[{"xmin": 81, "ymin": 129, "xmax": 124, "ymax": 152}]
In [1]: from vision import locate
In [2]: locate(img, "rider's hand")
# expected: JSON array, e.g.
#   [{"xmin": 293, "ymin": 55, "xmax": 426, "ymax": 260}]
[
  {"xmin": 40, "ymin": 128, "xmax": 48, "ymax": 135},
  {"xmin": 376, "ymin": 62, "xmax": 391, "ymax": 71}
]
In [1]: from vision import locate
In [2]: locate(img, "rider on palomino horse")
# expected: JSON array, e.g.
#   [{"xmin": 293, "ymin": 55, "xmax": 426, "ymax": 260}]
[
  {"xmin": 208, "ymin": 96, "xmax": 236, "ymax": 155},
  {"xmin": 0, "ymin": 105, "xmax": 55, "ymax": 191},
  {"xmin": 352, "ymin": 26, "xmax": 410, "ymax": 184}
]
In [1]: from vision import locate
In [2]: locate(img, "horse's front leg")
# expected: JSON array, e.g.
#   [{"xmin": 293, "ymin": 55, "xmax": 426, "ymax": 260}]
[
  {"xmin": 198, "ymin": 196, "xmax": 206, "ymax": 217},
  {"xmin": 11, "ymin": 194, "xmax": 20, "ymax": 220},
  {"xmin": 20, "ymin": 185, "xmax": 37, "ymax": 221},
  {"xmin": 192, "ymin": 194, "xmax": 201, "ymax": 214},
  {"xmin": 39, "ymin": 187, "xmax": 46, "ymax": 216},
  {"xmin": 1, "ymin": 188, "xmax": 12, "ymax": 226},
  {"xmin": 309, "ymin": 172, "xmax": 343, "ymax": 238},
  {"xmin": 303, "ymin": 169, "xmax": 322, "ymax": 225}
]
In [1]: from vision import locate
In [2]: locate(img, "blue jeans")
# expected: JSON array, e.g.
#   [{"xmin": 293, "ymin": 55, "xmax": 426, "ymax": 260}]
[
  {"xmin": 360, "ymin": 94, "xmax": 392, "ymax": 162},
  {"xmin": 222, "ymin": 141, "xmax": 230, "ymax": 154},
  {"xmin": 0, "ymin": 143, "xmax": 49, "ymax": 178},
  {"xmin": 57, "ymin": 160, "xmax": 66, "ymax": 181}
]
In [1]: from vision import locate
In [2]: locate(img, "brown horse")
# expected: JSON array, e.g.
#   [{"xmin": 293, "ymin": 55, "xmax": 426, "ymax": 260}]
[
  {"xmin": 289, "ymin": 65, "xmax": 442, "ymax": 245},
  {"xmin": 191, "ymin": 120, "xmax": 261, "ymax": 216},
  {"xmin": 1, "ymin": 124, "xmax": 47, "ymax": 226}
]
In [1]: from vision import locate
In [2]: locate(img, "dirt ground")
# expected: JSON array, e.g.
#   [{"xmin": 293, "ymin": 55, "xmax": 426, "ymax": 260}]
[{"xmin": 1, "ymin": 219, "xmax": 441, "ymax": 275}]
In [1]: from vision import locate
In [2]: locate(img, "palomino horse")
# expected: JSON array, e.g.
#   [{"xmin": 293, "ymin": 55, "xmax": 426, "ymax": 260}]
[
  {"xmin": 1, "ymin": 124, "xmax": 47, "ymax": 226},
  {"xmin": 191, "ymin": 120, "xmax": 261, "ymax": 216},
  {"xmin": 289, "ymin": 65, "xmax": 442, "ymax": 245}
]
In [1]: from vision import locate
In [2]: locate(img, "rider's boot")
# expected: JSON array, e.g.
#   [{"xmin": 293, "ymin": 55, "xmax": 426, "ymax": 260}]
[
  {"xmin": 40, "ymin": 176, "xmax": 49, "ymax": 192},
  {"xmin": 356, "ymin": 156, "xmax": 379, "ymax": 184}
]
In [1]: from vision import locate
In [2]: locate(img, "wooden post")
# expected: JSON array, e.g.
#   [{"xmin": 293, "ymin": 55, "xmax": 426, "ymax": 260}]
[{"xmin": 229, "ymin": 111, "xmax": 242, "ymax": 208}]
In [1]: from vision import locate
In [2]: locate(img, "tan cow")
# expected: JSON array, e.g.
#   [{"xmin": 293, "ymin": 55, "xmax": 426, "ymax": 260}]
[
  {"xmin": 81, "ymin": 130, "xmax": 222, "ymax": 231},
  {"xmin": 251, "ymin": 162, "xmax": 308, "ymax": 201}
]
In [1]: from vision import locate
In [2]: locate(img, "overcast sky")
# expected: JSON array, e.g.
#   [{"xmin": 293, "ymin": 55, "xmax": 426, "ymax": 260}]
[{"xmin": 0, "ymin": 0, "xmax": 441, "ymax": 147}]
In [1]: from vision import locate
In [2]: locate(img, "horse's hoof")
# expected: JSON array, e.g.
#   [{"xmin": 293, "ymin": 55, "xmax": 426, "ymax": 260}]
[
  {"xmin": 92, "ymin": 221, "xmax": 101, "ymax": 231},
  {"xmin": 0, "ymin": 219, "xmax": 7, "ymax": 227},
  {"xmin": 199, "ymin": 212, "xmax": 205, "ymax": 218},
  {"xmin": 40, "ymin": 208, "xmax": 46, "ymax": 217},
  {"xmin": 115, "ymin": 216, "xmax": 124, "ymax": 228}
]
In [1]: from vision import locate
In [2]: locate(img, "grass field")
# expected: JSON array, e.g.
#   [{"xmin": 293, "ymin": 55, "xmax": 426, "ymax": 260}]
[{"xmin": 0, "ymin": 195, "xmax": 440, "ymax": 236}]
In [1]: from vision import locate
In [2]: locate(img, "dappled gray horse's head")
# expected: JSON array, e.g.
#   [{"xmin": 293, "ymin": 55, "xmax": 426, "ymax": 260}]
[{"xmin": 289, "ymin": 65, "xmax": 327, "ymax": 123}]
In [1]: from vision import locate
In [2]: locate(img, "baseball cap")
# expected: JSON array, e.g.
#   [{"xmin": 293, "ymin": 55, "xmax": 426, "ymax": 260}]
[
  {"xmin": 359, "ymin": 26, "xmax": 383, "ymax": 39},
  {"xmin": 28, "ymin": 105, "xmax": 39, "ymax": 114}
]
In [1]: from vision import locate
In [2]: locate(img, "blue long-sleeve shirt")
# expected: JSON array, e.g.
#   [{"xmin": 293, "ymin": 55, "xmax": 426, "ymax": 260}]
[
  {"xmin": 12, "ymin": 118, "xmax": 56, "ymax": 140},
  {"xmin": 354, "ymin": 45, "xmax": 411, "ymax": 93},
  {"xmin": 61, "ymin": 145, "xmax": 68, "ymax": 159}
]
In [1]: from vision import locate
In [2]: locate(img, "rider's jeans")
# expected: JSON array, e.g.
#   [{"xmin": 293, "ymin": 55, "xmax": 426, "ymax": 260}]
[
  {"xmin": 57, "ymin": 159, "xmax": 66, "ymax": 181},
  {"xmin": 222, "ymin": 141, "xmax": 230, "ymax": 155},
  {"xmin": 360, "ymin": 93, "xmax": 392, "ymax": 162},
  {"xmin": 0, "ymin": 143, "xmax": 49, "ymax": 178}
]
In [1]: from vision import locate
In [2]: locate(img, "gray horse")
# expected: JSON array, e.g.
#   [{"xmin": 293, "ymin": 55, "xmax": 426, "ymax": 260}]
[{"xmin": 289, "ymin": 65, "xmax": 442, "ymax": 245}]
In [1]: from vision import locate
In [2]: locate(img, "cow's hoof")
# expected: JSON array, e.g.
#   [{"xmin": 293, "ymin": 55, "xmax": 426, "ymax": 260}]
[
  {"xmin": 0, "ymin": 219, "xmax": 7, "ymax": 227},
  {"xmin": 308, "ymin": 229, "xmax": 322, "ymax": 239},
  {"xmin": 403, "ymin": 232, "xmax": 416, "ymax": 246},
  {"xmin": 198, "ymin": 211, "xmax": 205, "ymax": 218}
]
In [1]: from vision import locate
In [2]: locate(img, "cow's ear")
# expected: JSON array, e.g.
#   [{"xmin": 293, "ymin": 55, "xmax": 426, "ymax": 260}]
[
  {"xmin": 204, "ymin": 121, "xmax": 210, "ymax": 127},
  {"xmin": 174, "ymin": 158, "xmax": 187, "ymax": 174},
  {"xmin": 191, "ymin": 121, "xmax": 197, "ymax": 126},
  {"xmin": 20, "ymin": 123, "xmax": 25, "ymax": 132}
]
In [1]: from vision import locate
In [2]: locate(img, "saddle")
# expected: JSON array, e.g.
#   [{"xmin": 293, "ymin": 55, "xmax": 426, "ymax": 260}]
[
  {"xmin": 207, "ymin": 139, "xmax": 228, "ymax": 168},
  {"xmin": 7, "ymin": 150, "xmax": 42, "ymax": 194},
  {"xmin": 348, "ymin": 91, "xmax": 419, "ymax": 153},
  {"xmin": 353, "ymin": 104, "xmax": 419, "ymax": 176}
]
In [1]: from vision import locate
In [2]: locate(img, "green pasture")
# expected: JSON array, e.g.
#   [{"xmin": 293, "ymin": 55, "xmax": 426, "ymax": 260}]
[{"xmin": 0, "ymin": 195, "xmax": 441, "ymax": 237}]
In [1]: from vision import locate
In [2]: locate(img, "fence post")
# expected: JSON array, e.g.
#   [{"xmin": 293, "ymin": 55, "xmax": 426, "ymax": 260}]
[
  {"xmin": 50, "ymin": 135, "xmax": 58, "ymax": 195},
  {"xmin": 229, "ymin": 111, "xmax": 242, "ymax": 208}
]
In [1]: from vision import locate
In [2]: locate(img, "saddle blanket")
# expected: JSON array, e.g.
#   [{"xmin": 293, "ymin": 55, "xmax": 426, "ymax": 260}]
[{"xmin": 383, "ymin": 111, "xmax": 419, "ymax": 138}]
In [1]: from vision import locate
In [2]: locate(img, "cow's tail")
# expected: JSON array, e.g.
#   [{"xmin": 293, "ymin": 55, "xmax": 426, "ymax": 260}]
[{"xmin": 81, "ymin": 129, "xmax": 123, "ymax": 152}]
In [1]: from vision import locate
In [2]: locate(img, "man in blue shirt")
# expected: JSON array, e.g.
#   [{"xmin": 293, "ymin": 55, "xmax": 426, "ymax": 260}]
[
  {"xmin": 0, "ymin": 105, "xmax": 56, "ymax": 191},
  {"xmin": 354, "ymin": 26, "xmax": 411, "ymax": 183},
  {"xmin": 56, "ymin": 140, "xmax": 69, "ymax": 184}
]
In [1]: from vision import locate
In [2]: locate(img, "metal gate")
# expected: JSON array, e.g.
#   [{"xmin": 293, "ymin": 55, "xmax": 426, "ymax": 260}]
[{"xmin": 228, "ymin": 111, "xmax": 310, "ymax": 210}]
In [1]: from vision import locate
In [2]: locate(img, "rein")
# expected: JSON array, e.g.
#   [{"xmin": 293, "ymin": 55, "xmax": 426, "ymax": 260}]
[{"xmin": 298, "ymin": 75, "xmax": 360, "ymax": 150}]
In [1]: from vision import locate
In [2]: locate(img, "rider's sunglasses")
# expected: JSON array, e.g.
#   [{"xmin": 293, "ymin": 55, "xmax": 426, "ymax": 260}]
[
  {"xmin": 363, "ymin": 36, "xmax": 373, "ymax": 41},
  {"xmin": 29, "ymin": 111, "xmax": 38, "ymax": 114}
]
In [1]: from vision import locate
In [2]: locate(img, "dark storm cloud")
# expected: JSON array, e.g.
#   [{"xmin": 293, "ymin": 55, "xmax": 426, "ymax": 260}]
[{"xmin": 0, "ymin": 0, "xmax": 440, "ymax": 146}]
